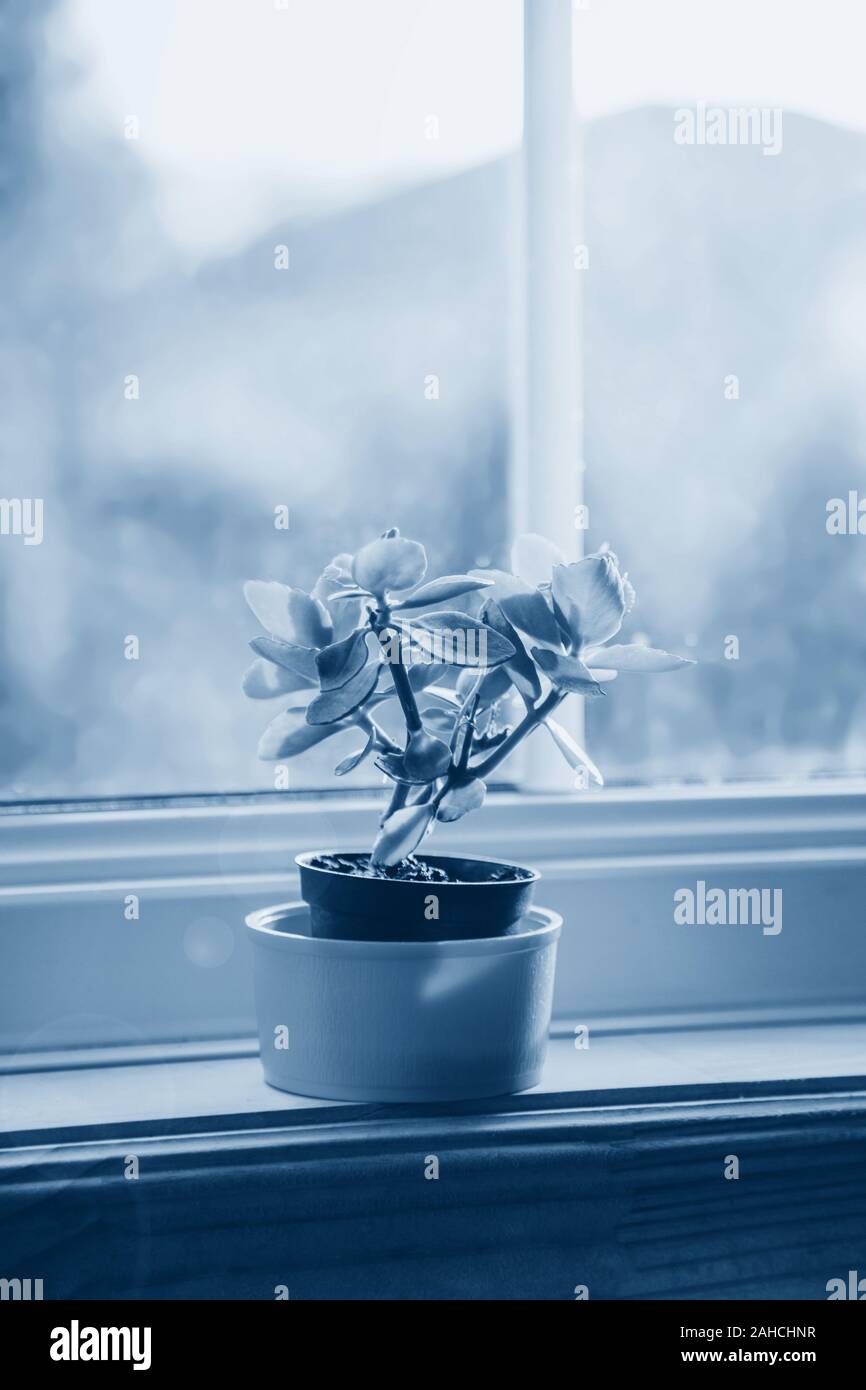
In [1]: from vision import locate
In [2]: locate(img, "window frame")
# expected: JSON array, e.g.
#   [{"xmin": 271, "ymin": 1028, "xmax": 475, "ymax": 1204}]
[
  {"xmin": 2, "ymin": 3, "xmax": 865, "ymax": 1056},
  {"xmin": 3, "ymin": 781, "xmax": 866, "ymax": 1054},
  {"xmin": 511, "ymin": 0, "xmax": 585, "ymax": 790}
]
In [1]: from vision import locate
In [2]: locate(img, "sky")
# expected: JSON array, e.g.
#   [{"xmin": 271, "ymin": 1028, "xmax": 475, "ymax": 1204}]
[{"xmin": 51, "ymin": 0, "xmax": 866, "ymax": 252}]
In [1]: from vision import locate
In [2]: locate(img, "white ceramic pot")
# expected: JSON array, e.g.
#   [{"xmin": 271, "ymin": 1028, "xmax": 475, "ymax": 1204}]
[{"xmin": 245, "ymin": 901, "xmax": 562, "ymax": 1102}]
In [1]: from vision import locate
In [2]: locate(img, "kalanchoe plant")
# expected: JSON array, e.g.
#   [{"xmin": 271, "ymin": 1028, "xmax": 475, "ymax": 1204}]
[{"xmin": 243, "ymin": 528, "xmax": 694, "ymax": 870}]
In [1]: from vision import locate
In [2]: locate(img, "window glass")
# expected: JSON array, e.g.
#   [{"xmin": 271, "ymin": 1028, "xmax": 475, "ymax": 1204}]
[
  {"xmin": 577, "ymin": 0, "xmax": 866, "ymax": 783},
  {"xmin": 0, "ymin": 0, "xmax": 522, "ymax": 799}
]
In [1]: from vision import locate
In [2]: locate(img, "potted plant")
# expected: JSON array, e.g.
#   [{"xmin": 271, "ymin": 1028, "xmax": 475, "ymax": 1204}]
[{"xmin": 243, "ymin": 529, "xmax": 693, "ymax": 1101}]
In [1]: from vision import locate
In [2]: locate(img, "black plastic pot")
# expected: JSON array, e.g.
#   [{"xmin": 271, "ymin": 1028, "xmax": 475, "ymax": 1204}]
[{"xmin": 296, "ymin": 851, "xmax": 539, "ymax": 942}]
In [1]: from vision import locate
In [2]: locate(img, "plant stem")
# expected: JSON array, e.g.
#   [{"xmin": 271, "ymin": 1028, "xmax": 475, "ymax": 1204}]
[
  {"xmin": 469, "ymin": 688, "xmax": 563, "ymax": 781},
  {"xmin": 389, "ymin": 657, "xmax": 423, "ymax": 733},
  {"xmin": 372, "ymin": 607, "xmax": 422, "ymax": 735},
  {"xmin": 455, "ymin": 694, "xmax": 477, "ymax": 774}
]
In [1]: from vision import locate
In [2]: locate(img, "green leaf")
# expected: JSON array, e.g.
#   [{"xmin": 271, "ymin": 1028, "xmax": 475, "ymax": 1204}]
[
  {"xmin": 396, "ymin": 612, "xmax": 515, "ymax": 667},
  {"xmin": 579, "ymin": 666, "xmax": 617, "ymax": 682},
  {"xmin": 374, "ymin": 661, "xmax": 454, "ymax": 708},
  {"xmin": 243, "ymin": 580, "xmax": 296, "ymax": 642},
  {"xmin": 311, "ymin": 574, "xmax": 368, "ymax": 641},
  {"xmin": 242, "ymin": 658, "xmax": 315, "ymax": 699},
  {"xmin": 363, "ymin": 691, "xmax": 393, "ymax": 712},
  {"xmin": 584, "ymin": 643, "xmax": 695, "ymax": 673},
  {"xmin": 371, "ymin": 803, "xmax": 434, "ymax": 866},
  {"xmin": 504, "ymin": 590, "xmax": 564, "ymax": 650},
  {"xmin": 407, "ymin": 661, "xmax": 452, "ymax": 692},
  {"xmin": 249, "ymin": 637, "xmax": 319, "ymax": 682},
  {"xmin": 437, "ymin": 778, "xmax": 487, "ymax": 823},
  {"xmin": 477, "ymin": 666, "xmax": 515, "ymax": 707},
  {"xmin": 352, "ymin": 535, "xmax": 427, "ymax": 596},
  {"xmin": 326, "ymin": 552, "xmax": 355, "ymax": 576},
  {"xmin": 544, "ymin": 718, "xmax": 604, "ymax": 785},
  {"xmin": 403, "ymin": 728, "xmax": 452, "ymax": 780},
  {"xmin": 374, "ymin": 753, "xmax": 431, "ymax": 785},
  {"xmin": 531, "ymin": 647, "xmax": 606, "ymax": 696},
  {"xmin": 421, "ymin": 684, "xmax": 463, "ymax": 707},
  {"xmin": 419, "ymin": 706, "xmax": 458, "ymax": 736},
  {"xmin": 455, "ymin": 666, "xmax": 484, "ymax": 703},
  {"xmin": 450, "ymin": 714, "xmax": 472, "ymax": 765},
  {"xmin": 244, "ymin": 580, "xmax": 333, "ymax": 648},
  {"xmin": 306, "ymin": 657, "xmax": 380, "ymax": 725},
  {"xmin": 334, "ymin": 729, "xmax": 375, "ymax": 776},
  {"xmin": 458, "ymin": 663, "xmax": 512, "ymax": 711},
  {"xmin": 473, "ymin": 570, "xmax": 563, "ymax": 649},
  {"xmin": 315, "ymin": 630, "xmax": 371, "ymax": 691},
  {"xmin": 550, "ymin": 591, "xmax": 579, "ymax": 649},
  {"xmin": 510, "ymin": 533, "xmax": 565, "ymax": 589},
  {"xmin": 393, "ymin": 575, "xmax": 494, "ymax": 611},
  {"xmin": 551, "ymin": 556, "xmax": 628, "ymax": 649},
  {"xmin": 258, "ymin": 707, "xmax": 345, "ymax": 760},
  {"xmin": 481, "ymin": 599, "xmax": 542, "ymax": 702}
]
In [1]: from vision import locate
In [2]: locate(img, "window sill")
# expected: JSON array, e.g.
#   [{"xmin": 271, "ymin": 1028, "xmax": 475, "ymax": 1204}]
[
  {"xmin": 2, "ymin": 1018, "xmax": 866, "ymax": 1300},
  {"xmin": 2, "ymin": 1014, "xmax": 866, "ymax": 1142}
]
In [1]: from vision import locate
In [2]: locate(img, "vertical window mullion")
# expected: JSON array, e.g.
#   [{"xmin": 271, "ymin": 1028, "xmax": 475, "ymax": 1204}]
[{"xmin": 511, "ymin": 0, "xmax": 584, "ymax": 790}]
